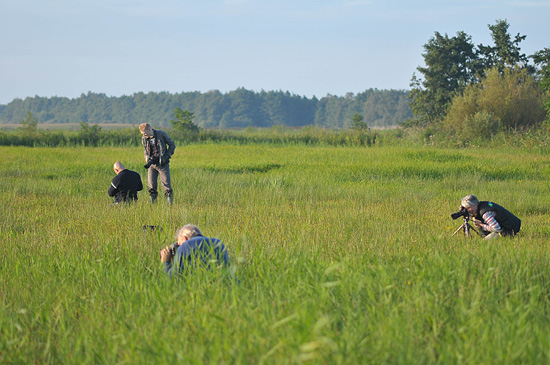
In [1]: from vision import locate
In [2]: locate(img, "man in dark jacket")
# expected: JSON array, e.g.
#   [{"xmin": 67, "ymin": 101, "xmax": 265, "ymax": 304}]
[
  {"xmin": 160, "ymin": 224, "xmax": 229, "ymax": 277},
  {"xmin": 139, "ymin": 123, "xmax": 176, "ymax": 204},
  {"xmin": 461, "ymin": 195, "xmax": 521, "ymax": 239},
  {"xmin": 108, "ymin": 161, "xmax": 143, "ymax": 204}
]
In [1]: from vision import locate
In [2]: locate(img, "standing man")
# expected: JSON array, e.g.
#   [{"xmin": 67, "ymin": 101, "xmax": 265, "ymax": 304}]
[
  {"xmin": 139, "ymin": 123, "xmax": 176, "ymax": 204},
  {"xmin": 460, "ymin": 195, "xmax": 521, "ymax": 239},
  {"xmin": 108, "ymin": 161, "xmax": 143, "ymax": 204}
]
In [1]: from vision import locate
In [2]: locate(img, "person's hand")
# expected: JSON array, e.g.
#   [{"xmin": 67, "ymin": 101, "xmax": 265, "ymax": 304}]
[
  {"xmin": 160, "ymin": 247, "xmax": 172, "ymax": 263},
  {"xmin": 473, "ymin": 219, "xmax": 483, "ymax": 228}
]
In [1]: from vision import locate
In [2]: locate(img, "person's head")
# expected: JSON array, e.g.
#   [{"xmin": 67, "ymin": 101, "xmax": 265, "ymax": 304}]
[
  {"xmin": 139, "ymin": 123, "xmax": 153, "ymax": 137},
  {"xmin": 176, "ymin": 224, "xmax": 203, "ymax": 244},
  {"xmin": 113, "ymin": 161, "xmax": 126, "ymax": 174},
  {"xmin": 461, "ymin": 194, "xmax": 479, "ymax": 216}
]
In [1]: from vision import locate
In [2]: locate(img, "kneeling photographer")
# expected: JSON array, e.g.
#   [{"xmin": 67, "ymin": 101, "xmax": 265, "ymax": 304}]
[
  {"xmin": 459, "ymin": 195, "xmax": 521, "ymax": 239},
  {"xmin": 160, "ymin": 224, "xmax": 229, "ymax": 277}
]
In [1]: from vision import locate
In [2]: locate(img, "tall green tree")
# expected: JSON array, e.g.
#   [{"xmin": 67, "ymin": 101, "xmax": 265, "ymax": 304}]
[
  {"xmin": 350, "ymin": 113, "xmax": 368, "ymax": 130},
  {"xmin": 478, "ymin": 19, "xmax": 530, "ymax": 75},
  {"xmin": 408, "ymin": 31, "xmax": 478, "ymax": 126},
  {"xmin": 170, "ymin": 107, "xmax": 199, "ymax": 133},
  {"xmin": 19, "ymin": 111, "xmax": 38, "ymax": 133},
  {"xmin": 170, "ymin": 107, "xmax": 200, "ymax": 142},
  {"xmin": 532, "ymin": 48, "xmax": 550, "ymax": 124}
]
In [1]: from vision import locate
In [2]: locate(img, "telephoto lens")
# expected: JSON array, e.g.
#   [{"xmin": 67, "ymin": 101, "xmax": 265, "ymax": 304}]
[{"xmin": 451, "ymin": 206, "xmax": 469, "ymax": 220}]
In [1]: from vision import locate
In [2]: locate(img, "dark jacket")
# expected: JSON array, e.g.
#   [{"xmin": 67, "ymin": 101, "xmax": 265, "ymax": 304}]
[
  {"xmin": 141, "ymin": 129, "xmax": 176, "ymax": 166},
  {"xmin": 163, "ymin": 236, "xmax": 229, "ymax": 277},
  {"xmin": 476, "ymin": 201, "xmax": 521, "ymax": 234},
  {"xmin": 108, "ymin": 169, "xmax": 143, "ymax": 203}
]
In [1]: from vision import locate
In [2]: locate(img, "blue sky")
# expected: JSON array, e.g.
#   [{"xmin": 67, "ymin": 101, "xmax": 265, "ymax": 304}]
[{"xmin": 1, "ymin": 0, "xmax": 549, "ymax": 104}]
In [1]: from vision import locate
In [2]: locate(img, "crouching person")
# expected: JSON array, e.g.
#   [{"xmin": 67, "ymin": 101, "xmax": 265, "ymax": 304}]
[
  {"xmin": 461, "ymin": 194, "xmax": 521, "ymax": 240},
  {"xmin": 108, "ymin": 161, "xmax": 143, "ymax": 204},
  {"xmin": 160, "ymin": 224, "xmax": 229, "ymax": 277}
]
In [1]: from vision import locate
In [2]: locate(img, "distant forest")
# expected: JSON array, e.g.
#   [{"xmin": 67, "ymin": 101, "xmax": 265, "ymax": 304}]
[{"xmin": 0, "ymin": 88, "xmax": 412, "ymax": 129}]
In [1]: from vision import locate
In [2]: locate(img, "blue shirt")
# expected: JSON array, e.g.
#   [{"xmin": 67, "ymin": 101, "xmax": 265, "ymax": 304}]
[{"xmin": 163, "ymin": 236, "xmax": 229, "ymax": 277}]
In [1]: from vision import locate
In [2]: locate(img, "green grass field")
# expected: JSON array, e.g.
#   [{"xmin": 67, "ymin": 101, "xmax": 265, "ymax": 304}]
[{"xmin": 2, "ymin": 144, "xmax": 550, "ymax": 363}]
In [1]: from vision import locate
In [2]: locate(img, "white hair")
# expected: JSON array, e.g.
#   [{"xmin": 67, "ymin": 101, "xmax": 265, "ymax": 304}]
[
  {"xmin": 461, "ymin": 195, "xmax": 479, "ymax": 208},
  {"xmin": 176, "ymin": 224, "xmax": 203, "ymax": 241}
]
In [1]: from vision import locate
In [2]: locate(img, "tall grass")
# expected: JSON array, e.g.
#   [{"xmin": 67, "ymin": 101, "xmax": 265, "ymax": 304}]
[{"xmin": 1, "ymin": 144, "xmax": 550, "ymax": 363}]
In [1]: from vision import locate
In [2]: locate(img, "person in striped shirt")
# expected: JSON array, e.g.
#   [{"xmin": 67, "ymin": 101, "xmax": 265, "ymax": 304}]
[{"xmin": 461, "ymin": 195, "xmax": 521, "ymax": 240}]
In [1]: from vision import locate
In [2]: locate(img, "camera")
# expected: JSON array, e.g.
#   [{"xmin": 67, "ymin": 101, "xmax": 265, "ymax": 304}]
[
  {"xmin": 168, "ymin": 242, "xmax": 180, "ymax": 257},
  {"xmin": 161, "ymin": 242, "xmax": 180, "ymax": 259},
  {"xmin": 144, "ymin": 156, "xmax": 160, "ymax": 169},
  {"xmin": 451, "ymin": 206, "xmax": 469, "ymax": 220}
]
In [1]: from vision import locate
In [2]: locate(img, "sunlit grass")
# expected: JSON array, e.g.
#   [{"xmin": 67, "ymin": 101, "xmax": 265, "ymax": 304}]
[{"xmin": 1, "ymin": 144, "xmax": 550, "ymax": 363}]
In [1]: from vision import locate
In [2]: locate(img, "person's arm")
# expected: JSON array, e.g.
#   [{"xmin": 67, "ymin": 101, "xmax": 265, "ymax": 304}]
[
  {"xmin": 142, "ymin": 136, "xmax": 149, "ymax": 162},
  {"xmin": 108, "ymin": 178, "xmax": 119, "ymax": 197},
  {"xmin": 164, "ymin": 132, "xmax": 176, "ymax": 157},
  {"xmin": 137, "ymin": 175, "xmax": 143, "ymax": 191},
  {"xmin": 481, "ymin": 211, "xmax": 502, "ymax": 232},
  {"xmin": 161, "ymin": 246, "xmax": 175, "ymax": 277}
]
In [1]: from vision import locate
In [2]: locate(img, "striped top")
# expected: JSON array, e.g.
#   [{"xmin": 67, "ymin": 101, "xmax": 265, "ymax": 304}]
[{"xmin": 481, "ymin": 211, "xmax": 502, "ymax": 232}]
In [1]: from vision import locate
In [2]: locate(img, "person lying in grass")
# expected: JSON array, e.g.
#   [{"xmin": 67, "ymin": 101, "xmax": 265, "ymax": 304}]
[{"xmin": 160, "ymin": 224, "xmax": 229, "ymax": 276}]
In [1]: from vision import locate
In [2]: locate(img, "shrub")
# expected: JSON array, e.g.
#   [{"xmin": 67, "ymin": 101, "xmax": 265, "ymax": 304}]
[
  {"xmin": 443, "ymin": 67, "xmax": 545, "ymax": 143},
  {"xmin": 457, "ymin": 111, "xmax": 502, "ymax": 144}
]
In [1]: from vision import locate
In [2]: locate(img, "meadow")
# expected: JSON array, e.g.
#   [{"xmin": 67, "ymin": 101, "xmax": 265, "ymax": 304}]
[{"xmin": 1, "ymin": 143, "xmax": 550, "ymax": 363}]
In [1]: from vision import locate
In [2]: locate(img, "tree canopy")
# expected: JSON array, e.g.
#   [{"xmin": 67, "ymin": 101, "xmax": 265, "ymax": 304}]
[{"xmin": 409, "ymin": 31, "xmax": 479, "ymax": 126}]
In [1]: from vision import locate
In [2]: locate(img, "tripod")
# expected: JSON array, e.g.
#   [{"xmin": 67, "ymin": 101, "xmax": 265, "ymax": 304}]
[{"xmin": 452, "ymin": 216, "xmax": 481, "ymax": 237}]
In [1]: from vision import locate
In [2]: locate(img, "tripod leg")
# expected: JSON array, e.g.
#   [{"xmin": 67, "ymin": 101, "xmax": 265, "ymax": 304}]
[{"xmin": 452, "ymin": 224, "xmax": 466, "ymax": 236}]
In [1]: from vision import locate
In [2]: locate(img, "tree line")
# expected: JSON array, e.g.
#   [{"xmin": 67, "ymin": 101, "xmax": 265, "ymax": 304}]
[
  {"xmin": 0, "ymin": 88, "xmax": 411, "ymax": 129},
  {"xmin": 407, "ymin": 19, "xmax": 550, "ymax": 145}
]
